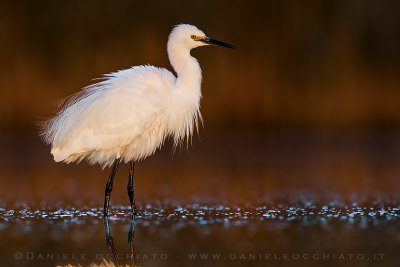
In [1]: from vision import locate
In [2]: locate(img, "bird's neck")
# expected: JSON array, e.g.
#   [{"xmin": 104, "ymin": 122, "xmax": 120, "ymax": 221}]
[
  {"xmin": 168, "ymin": 46, "xmax": 202, "ymax": 91},
  {"xmin": 167, "ymin": 45, "xmax": 203, "ymax": 146}
]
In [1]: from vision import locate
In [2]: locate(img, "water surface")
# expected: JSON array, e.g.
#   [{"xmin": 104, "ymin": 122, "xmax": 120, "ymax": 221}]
[{"xmin": 1, "ymin": 132, "xmax": 400, "ymax": 266}]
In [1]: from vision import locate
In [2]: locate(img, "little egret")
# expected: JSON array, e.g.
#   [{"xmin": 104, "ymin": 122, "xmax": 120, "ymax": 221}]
[{"xmin": 41, "ymin": 24, "xmax": 235, "ymax": 216}]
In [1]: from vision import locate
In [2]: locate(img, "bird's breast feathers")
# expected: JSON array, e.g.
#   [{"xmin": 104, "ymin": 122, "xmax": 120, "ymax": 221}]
[{"xmin": 44, "ymin": 65, "xmax": 201, "ymax": 167}]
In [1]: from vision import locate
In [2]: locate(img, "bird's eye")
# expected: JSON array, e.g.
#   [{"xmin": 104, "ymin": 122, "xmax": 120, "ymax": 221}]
[{"xmin": 191, "ymin": 35, "xmax": 196, "ymax": 40}]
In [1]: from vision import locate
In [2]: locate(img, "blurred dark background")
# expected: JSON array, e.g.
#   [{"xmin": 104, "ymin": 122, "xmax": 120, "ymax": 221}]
[
  {"xmin": 1, "ymin": 0, "xmax": 400, "ymax": 206},
  {"xmin": 1, "ymin": 0, "xmax": 400, "ymax": 131}
]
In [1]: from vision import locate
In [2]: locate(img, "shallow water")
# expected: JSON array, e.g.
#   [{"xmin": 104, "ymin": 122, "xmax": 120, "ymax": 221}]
[
  {"xmin": 1, "ymin": 199, "xmax": 400, "ymax": 267},
  {"xmin": 1, "ymin": 132, "xmax": 400, "ymax": 266}
]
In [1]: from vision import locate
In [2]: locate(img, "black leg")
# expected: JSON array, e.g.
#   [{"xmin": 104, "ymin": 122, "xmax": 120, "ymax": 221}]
[
  {"xmin": 104, "ymin": 158, "xmax": 121, "ymax": 217},
  {"xmin": 127, "ymin": 161, "xmax": 137, "ymax": 215},
  {"xmin": 104, "ymin": 216, "xmax": 120, "ymax": 267}
]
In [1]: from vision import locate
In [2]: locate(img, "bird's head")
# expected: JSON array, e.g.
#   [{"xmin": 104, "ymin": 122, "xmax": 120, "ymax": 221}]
[{"xmin": 168, "ymin": 24, "xmax": 235, "ymax": 51}]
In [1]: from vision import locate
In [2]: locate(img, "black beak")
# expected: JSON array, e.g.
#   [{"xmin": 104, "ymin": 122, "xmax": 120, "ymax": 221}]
[{"xmin": 201, "ymin": 37, "xmax": 235, "ymax": 49}]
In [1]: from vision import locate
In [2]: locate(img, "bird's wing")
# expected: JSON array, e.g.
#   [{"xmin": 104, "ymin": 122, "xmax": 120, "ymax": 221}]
[{"xmin": 47, "ymin": 66, "xmax": 176, "ymax": 163}]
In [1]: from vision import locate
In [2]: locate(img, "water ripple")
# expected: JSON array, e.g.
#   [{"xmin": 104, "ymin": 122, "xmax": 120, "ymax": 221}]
[{"xmin": 1, "ymin": 203, "xmax": 400, "ymax": 232}]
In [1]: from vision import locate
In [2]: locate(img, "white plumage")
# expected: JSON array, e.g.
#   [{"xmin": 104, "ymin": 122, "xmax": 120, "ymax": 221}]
[{"xmin": 41, "ymin": 24, "xmax": 234, "ymax": 168}]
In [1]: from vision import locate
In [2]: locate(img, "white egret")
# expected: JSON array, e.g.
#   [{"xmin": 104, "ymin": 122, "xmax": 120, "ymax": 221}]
[{"xmin": 40, "ymin": 24, "xmax": 235, "ymax": 216}]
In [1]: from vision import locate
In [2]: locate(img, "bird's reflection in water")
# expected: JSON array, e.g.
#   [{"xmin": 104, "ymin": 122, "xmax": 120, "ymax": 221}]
[{"xmin": 104, "ymin": 214, "xmax": 136, "ymax": 267}]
